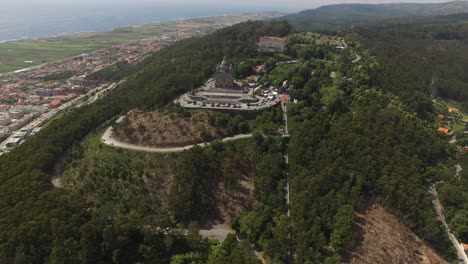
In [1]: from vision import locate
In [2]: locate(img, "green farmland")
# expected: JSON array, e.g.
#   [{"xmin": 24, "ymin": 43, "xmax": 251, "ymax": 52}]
[
  {"xmin": 0, "ymin": 23, "xmax": 190, "ymax": 73},
  {"xmin": 0, "ymin": 13, "xmax": 278, "ymax": 74}
]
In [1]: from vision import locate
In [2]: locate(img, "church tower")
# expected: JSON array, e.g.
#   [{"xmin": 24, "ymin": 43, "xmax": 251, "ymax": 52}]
[{"xmin": 214, "ymin": 56, "xmax": 235, "ymax": 88}]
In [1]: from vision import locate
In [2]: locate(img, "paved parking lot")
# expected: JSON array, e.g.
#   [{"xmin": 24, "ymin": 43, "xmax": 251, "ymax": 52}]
[{"xmin": 175, "ymin": 94, "xmax": 281, "ymax": 111}]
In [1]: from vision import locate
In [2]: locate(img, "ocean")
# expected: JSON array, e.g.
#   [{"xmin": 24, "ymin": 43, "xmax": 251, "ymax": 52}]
[{"xmin": 0, "ymin": 3, "xmax": 291, "ymax": 42}]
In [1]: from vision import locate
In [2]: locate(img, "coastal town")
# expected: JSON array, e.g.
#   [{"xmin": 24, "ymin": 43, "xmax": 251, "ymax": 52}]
[{"xmin": 0, "ymin": 20, "xmax": 239, "ymax": 155}]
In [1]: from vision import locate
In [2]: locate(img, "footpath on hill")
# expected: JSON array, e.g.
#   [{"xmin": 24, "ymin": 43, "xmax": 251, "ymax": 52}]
[{"xmin": 101, "ymin": 116, "xmax": 254, "ymax": 153}]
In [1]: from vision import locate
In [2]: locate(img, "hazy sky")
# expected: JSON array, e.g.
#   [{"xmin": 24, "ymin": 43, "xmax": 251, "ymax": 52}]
[{"xmin": 4, "ymin": 0, "xmax": 456, "ymax": 9}]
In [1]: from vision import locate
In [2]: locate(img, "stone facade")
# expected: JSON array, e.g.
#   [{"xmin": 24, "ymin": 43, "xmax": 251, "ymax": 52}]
[
  {"xmin": 258, "ymin": 36, "xmax": 286, "ymax": 52},
  {"xmin": 214, "ymin": 57, "xmax": 235, "ymax": 88}
]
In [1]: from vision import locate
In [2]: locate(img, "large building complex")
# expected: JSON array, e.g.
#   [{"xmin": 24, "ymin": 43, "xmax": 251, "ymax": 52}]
[
  {"xmin": 258, "ymin": 36, "xmax": 287, "ymax": 52},
  {"xmin": 176, "ymin": 57, "xmax": 281, "ymax": 111}
]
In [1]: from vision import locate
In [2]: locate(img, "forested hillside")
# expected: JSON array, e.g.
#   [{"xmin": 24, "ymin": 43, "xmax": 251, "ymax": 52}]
[
  {"xmin": 355, "ymin": 18, "xmax": 468, "ymax": 115},
  {"xmin": 0, "ymin": 9, "xmax": 465, "ymax": 263},
  {"xmin": 286, "ymin": 12, "xmax": 468, "ymax": 118},
  {"xmin": 284, "ymin": 1, "xmax": 468, "ymax": 32},
  {"xmin": 0, "ymin": 20, "xmax": 290, "ymax": 263},
  {"xmin": 283, "ymin": 45, "xmax": 455, "ymax": 262}
]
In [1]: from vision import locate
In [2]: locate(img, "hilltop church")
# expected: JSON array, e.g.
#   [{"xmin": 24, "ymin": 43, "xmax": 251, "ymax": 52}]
[
  {"xmin": 176, "ymin": 56, "xmax": 266, "ymax": 111},
  {"xmin": 214, "ymin": 57, "xmax": 235, "ymax": 89},
  {"xmin": 211, "ymin": 56, "xmax": 242, "ymax": 92}
]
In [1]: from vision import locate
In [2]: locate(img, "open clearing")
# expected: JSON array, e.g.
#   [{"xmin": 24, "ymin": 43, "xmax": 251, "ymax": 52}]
[
  {"xmin": 113, "ymin": 109, "xmax": 227, "ymax": 147},
  {"xmin": 346, "ymin": 204, "xmax": 448, "ymax": 264}
]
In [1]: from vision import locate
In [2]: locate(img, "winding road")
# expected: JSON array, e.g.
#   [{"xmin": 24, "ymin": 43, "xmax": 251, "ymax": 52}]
[
  {"xmin": 352, "ymin": 53, "xmax": 362, "ymax": 64},
  {"xmin": 199, "ymin": 224, "xmax": 235, "ymax": 242},
  {"xmin": 429, "ymin": 128, "xmax": 467, "ymax": 263},
  {"xmin": 342, "ymin": 39, "xmax": 361, "ymax": 64},
  {"xmin": 101, "ymin": 116, "xmax": 254, "ymax": 153},
  {"xmin": 429, "ymin": 184, "xmax": 468, "ymax": 263},
  {"xmin": 282, "ymin": 102, "xmax": 293, "ymax": 264}
]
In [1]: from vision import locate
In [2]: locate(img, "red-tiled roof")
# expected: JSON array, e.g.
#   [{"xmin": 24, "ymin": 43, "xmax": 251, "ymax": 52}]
[
  {"xmin": 246, "ymin": 75, "xmax": 259, "ymax": 81},
  {"xmin": 50, "ymin": 100, "xmax": 61, "ymax": 107},
  {"xmin": 281, "ymin": 95, "xmax": 291, "ymax": 103},
  {"xmin": 261, "ymin": 36, "xmax": 286, "ymax": 41},
  {"xmin": 438, "ymin": 127, "xmax": 450, "ymax": 135}
]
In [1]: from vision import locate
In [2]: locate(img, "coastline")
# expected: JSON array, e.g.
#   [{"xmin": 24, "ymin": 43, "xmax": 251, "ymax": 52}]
[
  {"xmin": 0, "ymin": 11, "xmax": 283, "ymax": 75},
  {"xmin": 0, "ymin": 18, "xmax": 198, "ymax": 75},
  {"xmin": 0, "ymin": 12, "xmax": 254, "ymax": 44}
]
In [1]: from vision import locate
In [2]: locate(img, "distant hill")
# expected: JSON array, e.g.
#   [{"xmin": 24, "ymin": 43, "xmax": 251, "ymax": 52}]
[
  {"xmin": 357, "ymin": 16, "xmax": 468, "ymax": 112},
  {"xmin": 284, "ymin": 1, "xmax": 468, "ymax": 31}
]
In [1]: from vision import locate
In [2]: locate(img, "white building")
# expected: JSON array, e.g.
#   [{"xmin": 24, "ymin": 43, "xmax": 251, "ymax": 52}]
[
  {"xmin": 258, "ymin": 36, "xmax": 287, "ymax": 52},
  {"xmin": 14, "ymin": 131, "xmax": 28, "ymax": 140},
  {"xmin": 9, "ymin": 110, "xmax": 24, "ymax": 120},
  {"xmin": 6, "ymin": 138, "xmax": 21, "ymax": 148},
  {"xmin": 0, "ymin": 115, "xmax": 11, "ymax": 126}
]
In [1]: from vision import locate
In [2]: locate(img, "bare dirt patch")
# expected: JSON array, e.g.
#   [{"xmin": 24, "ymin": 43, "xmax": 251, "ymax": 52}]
[
  {"xmin": 345, "ymin": 204, "xmax": 448, "ymax": 264},
  {"xmin": 215, "ymin": 173, "xmax": 254, "ymax": 223},
  {"xmin": 114, "ymin": 109, "xmax": 224, "ymax": 147}
]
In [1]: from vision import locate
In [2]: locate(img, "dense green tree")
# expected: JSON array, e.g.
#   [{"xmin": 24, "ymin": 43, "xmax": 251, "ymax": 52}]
[{"xmin": 0, "ymin": 20, "xmax": 292, "ymax": 263}]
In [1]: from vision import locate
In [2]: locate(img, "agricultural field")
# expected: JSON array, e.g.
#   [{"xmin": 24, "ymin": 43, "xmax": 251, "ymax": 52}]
[{"xmin": 0, "ymin": 23, "xmax": 181, "ymax": 73}]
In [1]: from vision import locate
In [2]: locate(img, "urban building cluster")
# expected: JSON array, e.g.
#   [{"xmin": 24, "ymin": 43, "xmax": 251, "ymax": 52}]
[
  {"xmin": 0, "ymin": 16, "xmax": 283, "ymax": 155},
  {"xmin": 0, "ymin": 27, "xmax": 211, "ymax": 154}
]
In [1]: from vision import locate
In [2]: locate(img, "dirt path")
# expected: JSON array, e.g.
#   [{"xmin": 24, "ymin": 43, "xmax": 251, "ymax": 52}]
[
  {"xmin": 455, "ymin": 164, "xmax": 463, "ymax": 180},
  {"xmin": 101, "ymin": 115, "xmax": 254, "ymax": 153},
  {"xmin": 342, "ymin": 39, "xmax": 361, "ymax": 64},
  {"xmin": 282, "ymin": 102, "xmax": 292, "ymax": 264},
  {"xmin": 199, "ymin": 224, "xmax": 235, "ymax": 242},
  {"xmin": 429, "ymin": 184, "xmax": 468, "ymax": 263}
]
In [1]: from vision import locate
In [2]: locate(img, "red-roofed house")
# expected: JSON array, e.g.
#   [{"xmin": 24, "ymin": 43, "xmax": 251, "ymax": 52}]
[
  {"xmin": 66, "ymin": 93, "xmax": 77, "ymax": 100},
  {"xmin": 258, "ymin": 36, "xmax": 287, "ymax": 52},
  {"xmin": 281, "ymin": 95, "xmax": 291, "ymax": 104},
  {"xmin": 55, "ymin": 95, "xmax": 68, "ymax": 101},
  {"xmin": 449, "ymin": 107, "xmax": 459, "ymax": 113},
  {"xmin": 438, "ymin": 114, "xmax": 445, "ymax": 120},
  {"xmin": 30, "ymin": 99, "xmax": 41, "ymax": 105},
  {"xmin": 438, "ymin": 127, "xmax": 450, "ymax": 135},
  {"xmin": 50, "ymin": 100, "xmax": 61, "ymax": 108},
  {"xmin": 246, "ymin": 75, "xmax": 260, "ymax": 83},
  {"xmin": 0, "ymin": 104, "xmax": 10, "ymax": 111}
]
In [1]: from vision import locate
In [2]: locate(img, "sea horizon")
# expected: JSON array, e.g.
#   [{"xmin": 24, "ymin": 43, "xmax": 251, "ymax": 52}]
[{"xmin": 0, "ymin": 3, "xmax": 295, "ymax": 42}]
